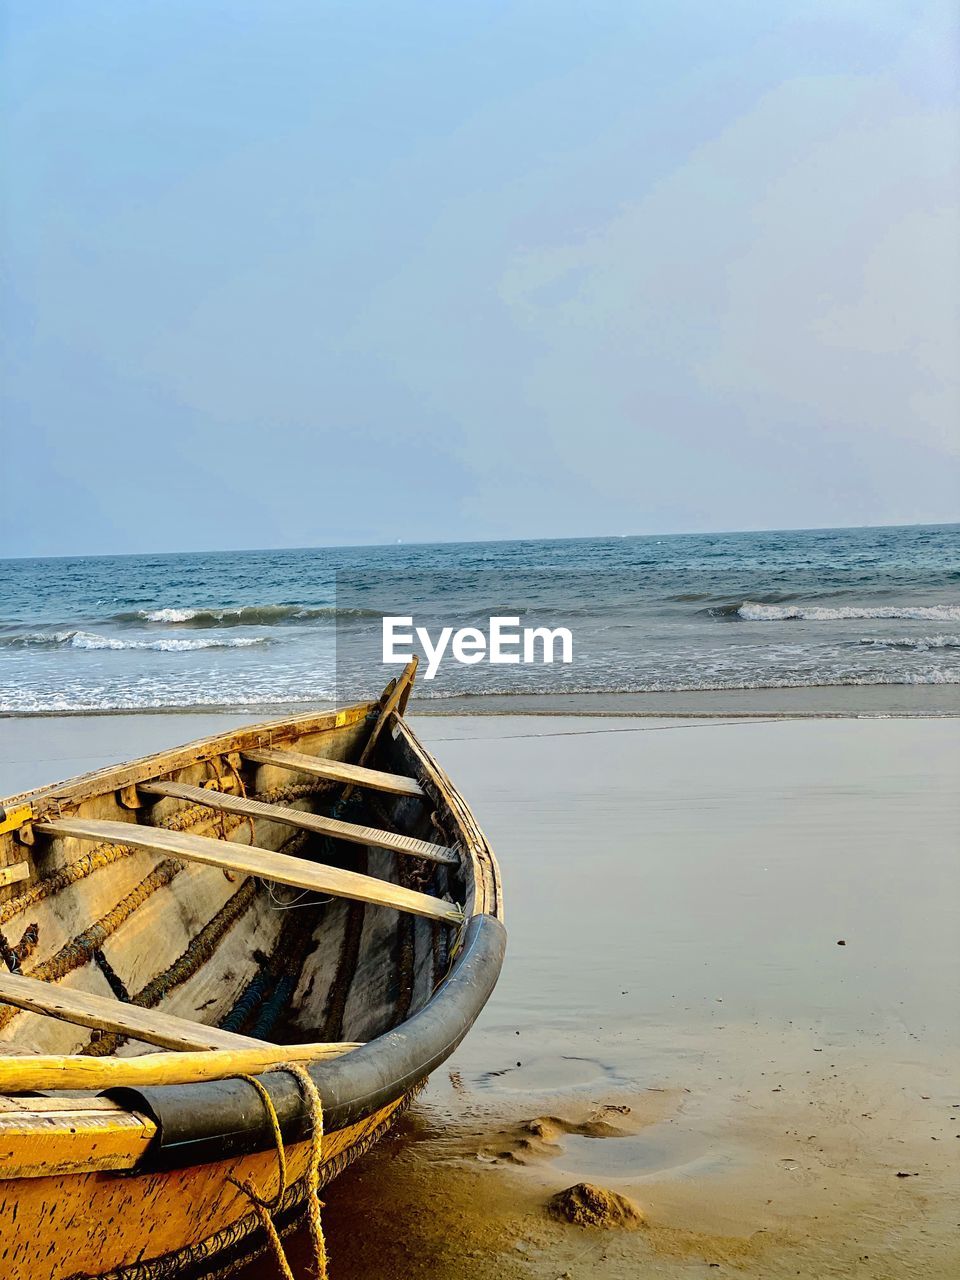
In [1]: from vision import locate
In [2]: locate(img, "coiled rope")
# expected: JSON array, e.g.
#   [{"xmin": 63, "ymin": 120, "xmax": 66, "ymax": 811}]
[{"xmin": 227, "ymin": 1063, "xmax": 328, "ymax": 1280}]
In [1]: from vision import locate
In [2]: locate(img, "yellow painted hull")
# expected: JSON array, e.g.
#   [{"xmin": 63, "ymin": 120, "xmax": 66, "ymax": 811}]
[
  {"xmin": 0, "ymin": 686, "xmax": 504, "ymax": 1278},
  {"xmin": 1, "ymin": 1097, "xmax": 405, "ymax": 1278}
]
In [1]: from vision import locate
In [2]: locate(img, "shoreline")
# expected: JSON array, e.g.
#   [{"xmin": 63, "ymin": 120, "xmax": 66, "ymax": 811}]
[{"xmin": 1, "ymin": 680, "xmax": 957, "ymax": 722}]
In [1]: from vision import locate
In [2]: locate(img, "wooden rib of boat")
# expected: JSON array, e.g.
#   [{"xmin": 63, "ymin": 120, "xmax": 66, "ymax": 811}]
[{"xmin": 0, "ymin": 661, "xmax": 505, "ymax": 1279}]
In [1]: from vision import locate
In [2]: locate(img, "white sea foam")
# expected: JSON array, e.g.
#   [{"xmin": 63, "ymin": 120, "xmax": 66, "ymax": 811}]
[
  {"xmin": 0, "ymin": 630, "xmax": 77, "ymax": 648},
  {"xmin": 2, "ymin": 667, "xmax": 957, "ymax": 714},
  {"xmin": 70, "ymin": 631, "xmax": 266, "ymax": 651},
  {"xmin": 737, "ymin": 602, "xmax": 960, "ymax": 623},
  {"xmin": 0, "ymin": 630, "xmax": 268, "ymax": 652},
  {"xmin": 142, "ymin": 608, "xmax": 197, "ymax": 623},
  {"xmin": 858, "ymin": 634, "xmax": 960, "ymax": 651},
  {"xmin": 130, "ymin": 604, "xmax": 367, "ymax": 626},
  {"xmin": 412, "ymin": 669, "xmax": 960, "ymax": 696}
]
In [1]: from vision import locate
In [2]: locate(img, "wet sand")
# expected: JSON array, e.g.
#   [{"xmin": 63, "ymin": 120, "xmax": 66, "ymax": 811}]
[
  {"xmin": 2, "ymin": 713, "xmax": 958, "ymax": 1277},
  {"xmin": 256, "ymin": 715, "xmax": 960, "ymax": 1280},
  {"xmin": 411, "ymin": 682, "xmax": 960, "ymax": 718}
]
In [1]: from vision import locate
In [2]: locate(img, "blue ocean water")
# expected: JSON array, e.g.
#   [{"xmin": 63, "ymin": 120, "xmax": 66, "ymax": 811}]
[{"xmin": 0, "ymin": 525, "xmax": 957, "ymax": 713}]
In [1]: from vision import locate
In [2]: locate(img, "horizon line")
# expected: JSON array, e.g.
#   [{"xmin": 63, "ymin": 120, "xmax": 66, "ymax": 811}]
[{"xmin": 1, "ymin": 518, "xmax": 956, "ymax": 564}]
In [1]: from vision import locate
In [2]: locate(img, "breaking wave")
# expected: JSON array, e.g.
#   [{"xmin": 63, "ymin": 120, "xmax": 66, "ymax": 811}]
[
  {"xmin": 113, "ymin": 604, "xmax": 380, "ymax": 627},
  {"xmin": 733, "ymin": 602, "xmax": 960, "ymax": 623},
  {"xmin": 857, "ymin": 635, "xmax": 960, "ymax": 651},
  {"xmin": 0, "ymin": 630, "xmax": 268, "ymax": 652}
]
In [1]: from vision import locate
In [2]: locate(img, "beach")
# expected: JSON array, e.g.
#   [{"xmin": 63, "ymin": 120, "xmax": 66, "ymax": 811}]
[
  {"xmin": 3, "ymin": 709, "xmax": 957, "ymax": 1278},
  {"xmin": 6, "ymin": 1, "xmax": 957, "ymax": 1273}
]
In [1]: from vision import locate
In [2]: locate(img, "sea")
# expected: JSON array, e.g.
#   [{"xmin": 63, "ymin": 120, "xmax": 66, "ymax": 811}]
[{"xmin": 0, "ymin": 524, "xmax": 957, "ymax": 715}]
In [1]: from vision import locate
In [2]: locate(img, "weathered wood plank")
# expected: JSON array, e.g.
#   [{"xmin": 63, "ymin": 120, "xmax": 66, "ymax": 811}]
[
  {"xmin": 340, "ymin": 656, "xmax": 420, "ymax": 804},
  {"xmin": 0, "ymin": 1039, "xmax": 360, "ymax": 1094},
  {"xmin": 242, "ymin": 747, "xmax": 424, "ymax": 798},
  {"xmin": 138, "ymin": 779, "xmax": 456, "ymax": 865},
  {"xmin": 0, "ymin": 862, "xmax": 30, "ymax": 889},
  {"xmin": 0, "ymin": 971, "xmax": 269, "ymax": 1052},
  {"xmin": 357, "ymin": 656, "xmax": 418, "ymax": 770},
  {"xmin": 2, "ymin": 702, "xmax": 374, "ymax": 812},
  {"xmin": 0, "ymin": 1095, "xmax": 128, "ymax": 1113},
  {"xmin": 0, "ymin": 1106, "xmax": 157, "ymax": 1177},
  {"xmin": 34, "ymin": 818, "xmax": 463, "ymax": 924}
]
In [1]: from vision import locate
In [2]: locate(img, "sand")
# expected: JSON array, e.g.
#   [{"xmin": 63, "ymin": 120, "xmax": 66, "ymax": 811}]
[{"xmin": 2, "ymin": 711, "xmax": 958, "ymax": 1278}]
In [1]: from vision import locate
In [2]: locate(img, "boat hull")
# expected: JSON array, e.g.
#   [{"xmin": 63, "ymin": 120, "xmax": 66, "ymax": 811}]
[
  {"xmin": 0, "ymin": 696, "xmax": 504, "ymax": 1278},
  {"xmin": 0, "ymin": 1096, "xmax": 406, "ymax": 1279}
]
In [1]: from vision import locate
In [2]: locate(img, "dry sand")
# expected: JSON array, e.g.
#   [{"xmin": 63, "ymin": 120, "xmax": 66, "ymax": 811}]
[{"xmin": 2, "ymin": 712, "xmax": 958, "ymax": 1278}]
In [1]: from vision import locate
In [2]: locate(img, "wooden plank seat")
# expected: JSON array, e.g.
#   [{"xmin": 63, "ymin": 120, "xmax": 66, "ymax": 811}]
[
  {"xmin": 0, "ymin": 971, "xmax": 269, "ymax": 1052},
  {"xmin": 243, "ymin": 747, "xmax": 425, "ymax": 798},
  {"xmin": 34, "ymin": 818, "xmax": 463, "ymax": 924},
  {"xmin": 137, "ymin": 779, "xmax": 457, "ymax": 866}
]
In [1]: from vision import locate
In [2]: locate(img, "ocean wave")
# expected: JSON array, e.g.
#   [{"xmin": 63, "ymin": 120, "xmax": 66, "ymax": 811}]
[
  {"xmin": 113, "ymin": 604, "xmax": 380, "ymax": 627},
  {"xmin": 858, "ymin": 635, "xmax": 960, "ymax": 651},
  {"xmin": 734, "ymin": 602, "xmax": 960, "ymax": 623},
  {"xmin": 0, "ymin": 630, "xmax": 269, "ymax": 652}
]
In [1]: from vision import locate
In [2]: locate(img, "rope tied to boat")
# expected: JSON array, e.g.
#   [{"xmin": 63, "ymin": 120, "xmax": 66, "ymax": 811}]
[{"xmin": 227, "ymin": 1063, "xmax": 328, "ymax": 1280}]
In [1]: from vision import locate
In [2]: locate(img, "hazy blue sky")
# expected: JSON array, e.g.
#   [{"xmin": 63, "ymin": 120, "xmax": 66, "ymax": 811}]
[{"xmin": 2, "ymin": 1, "xmax": 958, "ymax": 556}]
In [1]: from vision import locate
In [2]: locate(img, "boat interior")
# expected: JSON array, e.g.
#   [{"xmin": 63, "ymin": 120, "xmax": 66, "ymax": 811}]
[{"xmin": 0, "ymin": 682, "xmax": 474, "ymax": 1072}]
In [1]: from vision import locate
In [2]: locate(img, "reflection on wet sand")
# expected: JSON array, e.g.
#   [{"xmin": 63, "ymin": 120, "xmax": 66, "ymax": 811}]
[{"xmin": 233, "ymin": 714, "xmax": 959, "ymax": 1279}]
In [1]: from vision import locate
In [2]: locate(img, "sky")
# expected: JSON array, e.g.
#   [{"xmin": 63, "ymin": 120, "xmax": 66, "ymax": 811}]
[{"xmin": 1, "ymin": 1, "xmax": 958, "ymax": 557}]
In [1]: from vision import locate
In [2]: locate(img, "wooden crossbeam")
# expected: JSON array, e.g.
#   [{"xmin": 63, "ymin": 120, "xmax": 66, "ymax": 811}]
[
  {"xmin": 0, "ymin": 971, "xmax": 269, "ymax": 1052},
  {"xmin": 0, "ymin": 1039, "xmax": 359, "ymax": 1094},
  {"xmin": 34, "ymin": 818, "xmax": 463, "ymax": 924},
  {"xmin": 242, "ymin": 746, "xmax": 424, "ymax": 798},
  {"xmin": 138, "ymin": 779, "xmax": 457, "ymax": 866}
]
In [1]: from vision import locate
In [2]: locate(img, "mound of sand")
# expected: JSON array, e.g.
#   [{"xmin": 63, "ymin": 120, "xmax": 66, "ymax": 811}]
[{"xmin": 548, "ymin": 1182, "xmax": 645, "ymax": 1229}]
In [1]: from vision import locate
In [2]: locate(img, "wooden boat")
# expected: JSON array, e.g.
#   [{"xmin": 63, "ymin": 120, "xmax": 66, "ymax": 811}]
[{"xmin": 0, "ymin": 661, "xmax": 504, "ymax": 1278}]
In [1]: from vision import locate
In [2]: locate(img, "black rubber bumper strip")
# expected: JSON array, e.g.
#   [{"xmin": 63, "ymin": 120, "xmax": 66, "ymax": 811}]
[{"xmin": 106, "ymin": 912, "xmax": 506, "ymax": 1172}]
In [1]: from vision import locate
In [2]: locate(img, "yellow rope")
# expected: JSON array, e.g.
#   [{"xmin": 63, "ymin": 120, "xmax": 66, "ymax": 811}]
[
  {"xmin": 293, "ymin": 1062, "xmax": 329, "ymax": 1279},
  {"xmin": 228, "ymin": 1064, "xmax": 328, "ymax": 1280}
]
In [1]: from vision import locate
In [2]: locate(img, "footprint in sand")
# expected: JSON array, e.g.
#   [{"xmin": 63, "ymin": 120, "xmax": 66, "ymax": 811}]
[
  {"xmin": 479, "ymin": 1109, "xmax": 634, "ymax": 1166},
  {"xmin": 477, "ymin": 1103, "xmax": 730, "ymax": 1182}
]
